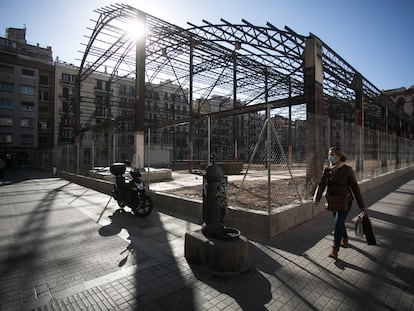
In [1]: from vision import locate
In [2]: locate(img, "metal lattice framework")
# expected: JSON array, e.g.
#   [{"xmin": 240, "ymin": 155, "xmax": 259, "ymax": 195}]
[{"xmin": 59, "ymin": 3, "xmax": 412, "ymax": 141}]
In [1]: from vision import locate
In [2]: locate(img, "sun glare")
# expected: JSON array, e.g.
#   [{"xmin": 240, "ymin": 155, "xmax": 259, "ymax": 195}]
[{"xmin": 126, "ymin": 19, "xmax": 146, "ymax": 41}]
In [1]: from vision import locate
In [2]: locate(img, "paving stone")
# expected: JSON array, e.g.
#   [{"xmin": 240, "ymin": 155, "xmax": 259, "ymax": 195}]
[{"xmin": 0, "ymin": 168, "xmax": 413, "ymax": 310}]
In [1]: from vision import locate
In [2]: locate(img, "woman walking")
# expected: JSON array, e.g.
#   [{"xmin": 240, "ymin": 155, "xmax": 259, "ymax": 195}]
[{"xmin": 313, "ymin": 146, "xmax": 366, "ymax": 260}]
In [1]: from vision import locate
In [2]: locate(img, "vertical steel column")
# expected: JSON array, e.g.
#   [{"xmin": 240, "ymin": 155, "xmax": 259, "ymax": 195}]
[
  {"xmin": 304, "ymin": 36, "xmax": 325, "ymax": 194},
  {"xmin": 134, "ymin": 12, "xmax": 146, "ymax": 169},
  {"xmin": 265, "ymin": 69, "xmax": 271, "ymax": 214},
  {"xmin": 207, "ymin": 116, "xmax": 211, "ymax": 163},
  {"xmin": 288, "ymin": 78, "xmax": 293, "ymax": 166},
  {"xmin": 352, "ymin": 72, "xmax": 364, "ymax": 179},
  {"xmin": 188, "ymin": 38, "xmax": 194, "ymax": 173},
  {"xmin": 112, "ymin": 130, "xmax": 116, "ymax": 164},
  {"xmin": 74, "ymin": 76, "xmax": 81, "ymax": 145},
  {"xmin": 147, "ymin": 128, "xmax": 151, "ymax": 186},
  {"xmin": 77, "ymin": 142, "xmax": 80, "ymax": 175},
  {"xmin": 396, "ymin": 112, "xmax": 402, "ymax": 169},
  {"xmin": 91, "ymin": 136, "xmax": 95, "ymax": 169},
  {"xmin": 233, "ymin": 51, "xmax": 238, "ymax": 160},
  {"xmin": 379, "ymin": 94, "xmax": 388, "ymax": 172},
  {"xmin": 66, "ymin": 144, "xmax": 69, "ymax": 171}
]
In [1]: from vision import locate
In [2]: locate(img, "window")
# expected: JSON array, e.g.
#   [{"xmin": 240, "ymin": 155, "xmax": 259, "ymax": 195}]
[
  {"xmin": 0, "ymin": 116, "xmax": 13, "ymax": 126},
  {"xmin": 39, "ymin": 121, "xmax": 48, "ymax": 130},
  {"xmin": 96, "ymin": 79, "xmax": 104, "ymax": 90},
  {"xmin": 61, "ymin": 73, "xmax": 70, "ymax": 83},
  {"xmin": 21, "ymin": 68, "xmax": 35, "ymax": 78},
  {"xmin": 0, "ymin": 64, "xmax": 13, "ymax": 73},
  {"xmin": 38, "ymin": 136, "xmax": 48, "ymax": 147},
  {"xmin": 120, "ymin": 85, "xmax": 127, "ymax": 96},
  {"xmin": 0, "ymin": 82, "xmax": 13, "ymax": 92},
  {"xmin": 61, "ymin": 73, "xmax": 76, "ymax": 84},
  {"xmin": 39, "ymin": 104, "xmax": 49, "ymax": 112},
  {"xmin": 21, "ymin": 85, "xmax": 35, "ymax": 96},
  {"xmin": 39, "ymin": 90, "xmax": 49, "ymax": 101},
  {"xmin": 62, "ymin": 87, "xmax": 69, "ymax": 98},
  {"xmin": 20, "ymin": 118, "xmax": 33, "ymax": 128},
  {"xmin": 397, "ymin": 97, "xmax": 405, "ymax": 109},
  {"xmin": 39, "ymin": 75, "xmax": 49, "ymax": 85},
  {"xmin": 21, "ymin": 101, "xmax": 35, "ymax": 111},
  {"xmin": 0, "ymin": 98, "xmax": 13, "ymax": 109},
  {"xmin": 21, "ymin": 134, "xmax": 34, "ymax": 145},
  {"xmin": 0, "ymin": 133, "xmax": 12, "ymax": 144}
]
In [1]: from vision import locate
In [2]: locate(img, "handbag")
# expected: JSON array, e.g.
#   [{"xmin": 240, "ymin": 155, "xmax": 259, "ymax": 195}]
[
  {"xmin": 362, "ymin": 214, "xmax": 377, "ymax": 245},
  {"xmin": 355, "ymin": 212, "xmax": 377, "ymax": 245},
  {"xmin": 355, "ymin": 213, "xmax": 364, "ymax": 237},
  {"xmin": 325, "ymin": 194, "xmax": 349, "ymax": 212}
]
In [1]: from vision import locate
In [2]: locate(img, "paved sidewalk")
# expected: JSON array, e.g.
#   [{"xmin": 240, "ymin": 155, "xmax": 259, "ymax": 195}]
[{"xmin": 0, "ymin": 168, "xmax": 413, "ymax": 310}]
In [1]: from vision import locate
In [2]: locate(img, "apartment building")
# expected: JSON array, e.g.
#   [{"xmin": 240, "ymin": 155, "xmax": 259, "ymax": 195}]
[
  {"xmin": 0, "ymin": 27, "xmax": 54, "ymax": 167},
  {"xmin": 54, "ymin": 59, "xmax": 193, "ymax": 169},
  {"xmin": 383, "ymin": 86, "xmax": 414, "ymax": 118}
]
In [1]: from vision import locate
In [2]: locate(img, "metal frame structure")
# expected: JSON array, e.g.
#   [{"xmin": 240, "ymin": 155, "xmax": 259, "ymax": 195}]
[{"xmin": 59, "ymin": 3, "xmax": 413, "ymax": 184}]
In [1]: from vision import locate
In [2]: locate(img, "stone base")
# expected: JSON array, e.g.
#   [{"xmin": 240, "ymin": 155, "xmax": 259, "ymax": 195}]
[{"xmin": 184, "ymin": 229, "xmax": 249, "ymax": 274}]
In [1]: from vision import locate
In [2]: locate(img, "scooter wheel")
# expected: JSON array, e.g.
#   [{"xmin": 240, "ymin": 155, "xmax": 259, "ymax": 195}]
[{"xmin": 132, "ymin": 195, "xmax": 153, "ymax": 217}]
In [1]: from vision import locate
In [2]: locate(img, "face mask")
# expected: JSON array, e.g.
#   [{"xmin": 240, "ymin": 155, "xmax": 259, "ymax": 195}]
[{"xmin": 328, "ymin": 155, "xmax": 336, "ymax": 164}]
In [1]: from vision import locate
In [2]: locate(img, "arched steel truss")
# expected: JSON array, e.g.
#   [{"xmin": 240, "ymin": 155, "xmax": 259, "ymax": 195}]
[{"xmin": 65, "ymin": 3, "xmax": 412, "ymax": 139}]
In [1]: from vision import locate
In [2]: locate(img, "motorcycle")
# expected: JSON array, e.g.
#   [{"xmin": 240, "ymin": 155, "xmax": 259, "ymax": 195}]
[{"xmin": 110, "ymin": 163, "xmax": 153, "ymax": 217}]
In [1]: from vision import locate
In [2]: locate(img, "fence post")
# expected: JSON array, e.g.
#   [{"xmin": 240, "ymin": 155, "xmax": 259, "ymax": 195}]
[
  {"xmin": 207, "ymin": 116, "xmax": 211, "ymax": 163},
  {"xmin": 66, "ymin": 144, "xmax": 69, "ymax": 171},
  {"xmin": 91, "ymin": 137, "xmax": 95, "ymax": 169},
  {"xmin": 77, "ymin": 142, "xmax": 80, "ymax": 175}
]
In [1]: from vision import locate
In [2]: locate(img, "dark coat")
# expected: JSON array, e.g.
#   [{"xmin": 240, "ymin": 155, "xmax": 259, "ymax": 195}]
[{"xmin": 314, "ymin": 164, "xmax": 366, "ymax": 210}]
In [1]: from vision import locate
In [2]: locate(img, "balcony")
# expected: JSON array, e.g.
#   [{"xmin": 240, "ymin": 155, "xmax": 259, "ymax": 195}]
[
  {"xmin": 0, "ymin": 72, "xmax": 13, "ymax": 81},
  {"xmin": 60, "ymin": 79, "xmax": 75, "ymax": 85},
  {"xmin": 94, "ymin": 87, "xmax": 113, "ymax": 97},
  {"xmin": 58, "ymin": 93, "xmax": 73, "ymax": 99}
]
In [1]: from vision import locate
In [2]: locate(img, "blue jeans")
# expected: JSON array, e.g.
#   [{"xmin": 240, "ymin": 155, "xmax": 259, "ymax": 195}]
[{"xmin": 332, "ymin": 201, "xmax": 352, "ymax": 250}]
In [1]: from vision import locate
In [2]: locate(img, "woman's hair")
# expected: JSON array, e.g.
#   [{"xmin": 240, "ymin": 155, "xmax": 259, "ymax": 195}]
[{"xmin": 329, "ymin": 146, "xmax": 347, "ymax": 162}]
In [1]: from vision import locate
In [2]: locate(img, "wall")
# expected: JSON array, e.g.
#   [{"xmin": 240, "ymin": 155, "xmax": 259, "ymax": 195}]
[{"xmin": 58, "ymin": 166, "xmax": 414, "ymax": 238}]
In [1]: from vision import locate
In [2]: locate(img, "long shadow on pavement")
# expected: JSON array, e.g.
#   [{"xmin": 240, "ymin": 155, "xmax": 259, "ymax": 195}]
[
  {"xmin": 0, "ymin": 168, "xmax": 55, "ymax": 186},
  {"xmin": 99, "ymin": 206, "xmax": 197, "ymax": 310},
  {"xmin": 0, "ymin": 178, "xmax": 71, "ymax": 310},
  {"xmin": 263, "ymin": 171, "xmax": 414, "ymax": 256},
  {"xmin": 188, "ymin": 241, "xmax": 273, "ymax": 310}
]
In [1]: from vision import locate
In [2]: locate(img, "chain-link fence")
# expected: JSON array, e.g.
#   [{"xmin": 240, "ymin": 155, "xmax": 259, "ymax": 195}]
[{"xmin": 31, "ymin": 107, "xmax": 414, "ymax": 213}]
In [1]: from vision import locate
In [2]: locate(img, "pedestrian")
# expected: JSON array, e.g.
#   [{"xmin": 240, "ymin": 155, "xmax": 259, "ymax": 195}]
[
  {"xmin": 0, "ymin": 157, "xmax": 5, "ymax": 178},
  {"xmin": 313, "ymin": 146, "xmax": 366, "ymax": 260}
]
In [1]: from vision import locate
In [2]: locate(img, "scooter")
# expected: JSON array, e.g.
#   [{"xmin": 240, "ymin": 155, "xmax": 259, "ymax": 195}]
[{"xmin": 110, "ymin": 163, "xmax": 153, "ymax": 217}]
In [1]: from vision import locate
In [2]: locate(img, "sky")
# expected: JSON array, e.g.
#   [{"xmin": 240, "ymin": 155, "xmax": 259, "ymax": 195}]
[{"xmin": 0, "ymin": 0, "xmax": 413, "ymax": 91}]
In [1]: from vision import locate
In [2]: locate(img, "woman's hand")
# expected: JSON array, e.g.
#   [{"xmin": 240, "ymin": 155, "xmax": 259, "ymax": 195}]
[{"xmin": 360, "ymin": 208, "xmax": 367, "ymax": 217}]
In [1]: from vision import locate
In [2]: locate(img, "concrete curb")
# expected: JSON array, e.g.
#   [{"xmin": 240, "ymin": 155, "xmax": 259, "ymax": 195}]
[{"xmin": 57, "ymin": 166, "xmax": 414, "ymax": 238}]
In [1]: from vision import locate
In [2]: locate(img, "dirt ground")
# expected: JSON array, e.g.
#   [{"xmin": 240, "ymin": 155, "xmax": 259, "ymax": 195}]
[{"xmin": 164, "ymin": 177, "xmax": 308, "ymax": 211}]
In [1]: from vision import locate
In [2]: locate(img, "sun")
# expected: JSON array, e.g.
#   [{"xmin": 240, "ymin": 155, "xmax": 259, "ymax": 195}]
[{"xmin": 125, "ymin": 19, "xmax": 146, "ymax": 41}]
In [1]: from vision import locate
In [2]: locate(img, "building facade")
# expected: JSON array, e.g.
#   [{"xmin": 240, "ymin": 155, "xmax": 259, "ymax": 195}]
[
  {"xmin": 383, "ymin": 86, "xmax": 414, "ymax": 117},
  {"xmin": 0, "ymin": 28, "xmax": 54, "ymax": 167},
  {"xmin": 2, "ymin": 27, "xmax": 411, "ymax": 171}
]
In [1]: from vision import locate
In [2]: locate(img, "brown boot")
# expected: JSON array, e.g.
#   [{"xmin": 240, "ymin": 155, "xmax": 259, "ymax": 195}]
[
  {"xmin": 328, "ymin": 247, "xmax": 338, "ymax": 260},
  {"xmin": 340, "ymin": 237, "xmax": 348, "ymax": 248}
]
